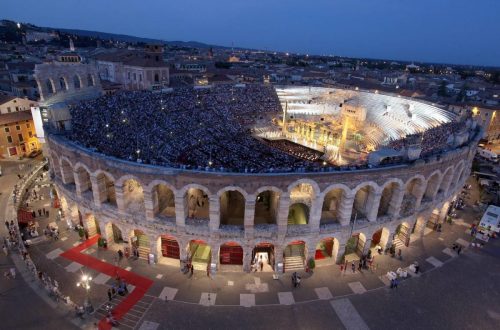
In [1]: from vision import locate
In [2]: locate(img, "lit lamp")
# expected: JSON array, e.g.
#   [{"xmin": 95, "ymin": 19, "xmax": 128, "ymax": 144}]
[{"xmin": 77, "ymin": 274, "xmax": 93, "ymax": 313}]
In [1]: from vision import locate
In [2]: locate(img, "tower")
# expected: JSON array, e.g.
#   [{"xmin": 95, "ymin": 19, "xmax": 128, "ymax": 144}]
[{"xmin": 69, "ymin": 38, "xmax": 75, "ymax": 51}]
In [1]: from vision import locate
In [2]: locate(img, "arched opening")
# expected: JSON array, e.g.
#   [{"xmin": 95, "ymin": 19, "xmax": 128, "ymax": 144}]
[
  {"xmin": 287, "ymin": 203, "xmax": 309, "ymax": 225},
  {"xmin": 413, "ymin": 215, "xmax": 427, "ymax": 236},
  {"xmin": 439, "ymin": 168, "xmax": 454, "ymax": 195},
  {"xmin": 290, "ymin": 183, "xmax": 314, "ymax": 201},
  {"xmin": 424, "ymin": 173, "xmax": 440, "ymax": 201},
  {"xmin": 371, "ymin": 228, "xmax": 390, "ymax": 252},
  {"xmin": 219, "ymin": 242, "xmax": 243, "ymax": 267},
  {"xmin": 378, "ymin": 182, "xmax": 399, "ymax": 217},
  {"xmin": 46, "ymin": 79, "xmax": 54, "ymax": 94},
  {"xmin": 130, "ymin": 229, "xmax": 149, "ymax": 260},
  {"xmin": 427, "ymin": 208, "xmax": 440, "ymax": 230},
  {"xmin": 87, "ymin": 73, "xmax": 94, "ymax": 87},
  {"xmin": 393, "ymin": 222, "xmax": 410, "ymax": 247},
  {"xmin": 153, "ymin": 184, "xmax": 175, "ymax": 218},
  {"xmin": 453, "ymin": 165, "xmax": 465, "ymax": 191},
  {"xmin": 220, "ymin": 190, "xmax": 245, "ymax": 226},
  {"xmin": 254, "ymin": 190, "xmax": 279, "ymax": 225},
  {"xmin": 75, "ymin": 166, "xmax": 92, "ymax": 197},
  {"xmin": 284, "ymin": 240, "xmax": 306, "ymax": 272},
  {"xmin": 122, "ymin": 179, "xmax": 144, "ymax": 214},
  {"xmin": 73, "ymin": 75, "xmax": 81, "ymax": 89},
  {"xmin": 252, "ymin": 243, "xmax": 275, "ymax": 272},
  {"xmin": 105, "ymin": 222, "xmax": 123, "ymax": 244},
  {"xmin": 188, "ymin": 240, "xmax": 211, "ymax": 270},
  {"xmin": 321, "ymin": 188, "xmax": 345, "ymax": 224},
  {"xmin": 344, "ymin": 233, "xmax": 366, "ymax": 262},
  {"xmin": 84, "ymin": 214, "xmax": 100, "ymax": 237},
  {"xmin": 154, "ymin": 73, "xmax": 159, "ymax": 83},
  {"xmin": 96, "ymin": 173, "xmax": 116, "ymax": 206},
  {"xmin": 60, "ymin": 159, "xmax": 75, "ymax": 186},
  {"xmin": 50, "ymin": 155, "xmax": 61, "ymax": 179},
  {"xmin": 185, "ymin": 188, "xmax": 209, "ymax": 220},
  {"xmin": 59, "ymin": 77, "xmax": 67, "ymax": 90},
  {"xmin": 315, "ymin": 237, "xmax": 338, "ymax": 261},
  {"xmin": 401, "ymin": 178, "xmax": 424, "ymax": 216},
  {"xmin": 352, "ymin": 185, "xmax": 376, "ymax": 221},
  {"xmin": 160, "ymin": 235, "xmax": 180, "ymax": 260}
]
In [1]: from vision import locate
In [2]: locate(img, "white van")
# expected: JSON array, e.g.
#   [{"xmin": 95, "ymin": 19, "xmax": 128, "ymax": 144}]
[{"xmin": 477, "ymin": 148, "xmax": 498, "ymax": 162}]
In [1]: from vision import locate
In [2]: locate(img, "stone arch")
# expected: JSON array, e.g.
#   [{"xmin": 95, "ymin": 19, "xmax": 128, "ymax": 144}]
[
  {"xmin": 252, "ymin": 242, "xmax": 275, "ymax": 272},
  {"xmin": 284, "ymin": 240, "xmax": 306, "ymax": 272},
  {"xmin": 424, "ymin": 171, "xmax": 442, "ymax": 201},
  {"xmin": 59, "ymin": 76, "xmax": 68, "ymax": 91},
  {"xmin": 288, "ymin": 202, "xmax": 309, "ymax": 225},
  {"xmin": 439, "ymin": 167, "xmax": 455, "ymax": 196},
  {"xmin": 188, "ymin": 239, "xmax": 211, "ymax": 270},
  {"xmin": 73, "ymin": 74, "xmax": 81, "ymax": 89},
  {"xmin": 121, "ymin": 177, "xmax": 145, "ymax": 214},
  {"xmin": 401, "ymin": 175, "xmax": 425, "ymax": 217},
  {"xmin": 320, "ymin": 185, "xmax": 349, "ymax": 224},
  {"xmin": 371, "ymin": 227, "xmax": 391, "ymax": 250},
  {"xmin": 378, "ymin": 179, "xmax": 403, "ymax": 217},
  {"xmin": 149, "ymin": 181, "xmax": 176, "ymax": 218},
  {"xmin": 49, "ymin": 153, "xmax": 61, "ymax": 178},
  {"xmin": 219, "ymin": 189, "xmax": 246, "ymax": 226},
  {"xmin": 351, "ymin": 182, "xmax": 379, "ymax": 221},
  {"xmin": 453, "ymin": 162, "xmax": 465, "ymax": 190},
  {"xmin": 74, "ymin": 163, "xmax": 92, "ymax": 195},
  {"xmin": 94, "ymin": 171, "xmax": 117, "ymax": 206},
  {"xmin": 254, "ymin": 188, "xmax": 280, "ymax": 225},
  {"xmin": 46, "ymin": 79, "xmax": 55, "ymax": 94},
  {"xmin": 159, "ymin": 234, "xmax": 180, "ymax": 260},
  {"xmin": 104, "ymin": 222, "xmax": 124, "ymax": 244},
  {"xmin": 59, "ymin": 157, "xmax": 75, "ymax": 185},
  {"xmin": 344, "ymin": 232, "xmax": 367, "ymax": 260},
  {"xmin": 315, "ymin": 237, "xmax": 339, "ymax": 262},
  {"xmin": 183, "ymin": 184, "xmax": 210, "ymax": 220},
  {"xmin": 129, "ymin": 229, "xmax": 150, "ymax": 260},
  {"xmin": 83, "ymin": 213, "xmax": 100, "ymax": 237},
  {"xmin": 287, "ymin": 179, "xmax": 320, "ymax": 196},
  {"xmin": 219, "ymin": 241, "xmax": 244, "ymax": 266},
  {"xmin": 216, "ymin": 186, "xmax": 249, "ymax": 200},
  {"xmin": 394, "ymin": 221, "xmax": 411, "ymax": 247}
]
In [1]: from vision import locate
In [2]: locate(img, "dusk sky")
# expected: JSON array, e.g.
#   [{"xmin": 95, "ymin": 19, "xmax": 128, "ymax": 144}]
[{"xmin": 3, "ymin": 0, "xmax": 500, "ymax": 66}]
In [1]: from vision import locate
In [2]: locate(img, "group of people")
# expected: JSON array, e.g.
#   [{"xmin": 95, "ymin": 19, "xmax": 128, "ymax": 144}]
[
  {"xmin": 69, "ymin": 84, "xmax": 318, "ymax": 173},
  {"xmin": 264, "ymin": 139, "xmax": 323, "ymax": 162}
]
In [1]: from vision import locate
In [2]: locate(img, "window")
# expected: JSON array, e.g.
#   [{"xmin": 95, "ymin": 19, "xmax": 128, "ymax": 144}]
[
  {"xmin": 4, "ymin": 127, "xmax": 9, "ymax": 133},
  {"xmin": 154, "ymin": 73, "xmax": 159, "ymax": 82},
  {"xmin": 139, "ymin": 74, "xmax": 142, "ymax": 82},
  {"xmin": 16, "ymin": 125, "xmax": 20, "ymax": 131},
  {"xmin": 18, "ymin": 134, "xmax": 23, "ymax": 142},
  {"xmin": 28, "ymin": 131, "xmax": 33, "ymax": 138},
  {"xmin": 59, "ymin": 77, "xmax": 67, "ymax": 90},
  {"xmin": 26, "ymin": 123, "xmax": 30, "ymax": 128},
  {"xmin": 128, "ymin": 72, "xmax": 131, "ymax": 80},
  {"xmin": 7, "ymin": 136, "xmax": 12, "ymax": 143},
  {"xmin": 74, "ymin": 75, "xmax": 81, "ymax": 89},
  {"xmin": 87, "ymin": 74, "xmax": 94, "ymax": 87},
  {"xmin": 133, "ymin": 73, "xmax": 136, "ymax": 81},
  {"xmin": 15, "ymin": 106, "xmax": 19, "ymax": 111},
  {"xmin": 46, "ymin": 79, "xmax": 54, "ymax": 94},
  {"xmin": 7, "ymin": 107, "xmax": 11, "ymax": 113}
]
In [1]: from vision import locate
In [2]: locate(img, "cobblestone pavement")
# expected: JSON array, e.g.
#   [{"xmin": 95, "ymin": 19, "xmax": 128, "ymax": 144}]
[{"xmin": 4, "ymin": 162, "xmax": 499, "ymax": 329}]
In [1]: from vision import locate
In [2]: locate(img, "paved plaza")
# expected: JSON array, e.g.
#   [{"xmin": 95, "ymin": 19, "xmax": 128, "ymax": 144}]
[{"xmin": 1, "ymin": 159, "xmax": 499, "ymax": 329}]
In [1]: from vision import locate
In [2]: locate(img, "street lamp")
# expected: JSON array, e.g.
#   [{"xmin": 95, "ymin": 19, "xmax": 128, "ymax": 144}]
[{"xmin": 76, "ymin": 274, "xmax": 93, "ymax": 313}]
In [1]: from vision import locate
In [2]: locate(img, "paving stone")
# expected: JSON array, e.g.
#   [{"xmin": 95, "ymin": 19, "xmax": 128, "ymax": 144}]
[
  {"xmin": 46, "ymin": 248, "xmax": 63, "ymax": 260},
  {"xmin": 426, "ymin": 256, "xmax": 444, "ymax": 267},
  {"xmin": 330, "ymin": 298, "xmax": 369, "ymax": 330},
  {"xmin": 456, "ymin": 238, "xmax": 470, "ymax": 247},
  {"xmin": 155, "ymin": 274, "xmax": 163, "ymax": 279},
  {"xmin": 65, "ymin": 261, "xmax": 82, "ymax": 273},
  {"xmin": 138, "ymin": 321, "xmax": 160, "ymax": 330},
  {"xmin": 199, "ymin": 292, "xmax": 216, "ymax": 306},
  {"xmin": 315, "ymin": 287, "xmax": 333, "ymax": 300},
  {"xmin": 348, "ymin": 281, "xmax": 367, "ymax": 294},
  {"xmin": 278, "ymin": 291, "xmax": 295, "ymax": 305},
  {"xmin": 442, "ymin": 248, "xmax": 457, "ymax": 258},
  {"xmin": 93, "ymin": 273, "xmax": 111, "ymax": 285},
  {"xmin": 159, "ymin": 287, "xmax": 178, "ymax": 301},
  {"xmin": 240, "ymin": 294, "xmax": 255, "ymax": 307}
]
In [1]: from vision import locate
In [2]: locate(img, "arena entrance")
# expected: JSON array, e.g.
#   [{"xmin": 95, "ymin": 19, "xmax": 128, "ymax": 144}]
[
  {"xmin": 427, "ymin": 210, "xmax": 440, "ymax": 230},
  {"xmin": 131, "ymin": 229, "xmax": 150, "ymax": 260},
  {"xmin": 393, "ymin": 223, "xmax": 410, "ymax": 248},
  {"xmin": 372, "ymin": 228, "xmax": 390, "ymax": 252},
  {"xmin": 287, "ymin": 203, "xmax": 309, "ymax": 225},
  {"xmin": 344, "ymin": 233, "xmax": 366, "ymax": 262},
  {"xmin": 161, "ymin": 235, "xmax": 180, "ymax": 260},
  {"xmin": 219, "ymin": 242, "xmax": 243, "ymax": 271},
  {"xmin": 284, "ymin": 241, "xmax": 306, "ymax": 272},
  {"xmin": 189, "ymin": 240, "xmax": 211, "ymax": 271},
  {"xmin": 252, "ymin": 243, "xmax": 274, "ymax": 272},
  {"xmin": 84, "ymin": 214, "xmax": 100, "ymax": 237},
  {"xmin": 315, "ymin": 238, "xmax": 334, "ymax": 259},
  {"xmin": 104, "ymin": 223, "xmax": 123, "ymax": 244}
]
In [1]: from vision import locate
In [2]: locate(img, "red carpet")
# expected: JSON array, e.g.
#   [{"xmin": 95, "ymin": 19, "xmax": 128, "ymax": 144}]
[
  {"xmin": 60, "ymin": 235, "xmax": 153, "ymax": 330},
  {"xmin": 315, "ymin": 249, "xmax": 326, "ymax": 260}
]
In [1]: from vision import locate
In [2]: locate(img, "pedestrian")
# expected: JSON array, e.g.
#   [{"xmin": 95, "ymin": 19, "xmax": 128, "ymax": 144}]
[
  {"xmin": 260, "ymin": 260, "xmax": 264, "ymax": 272},
  {"xmin": 38, "ymin": 209, "xmax": 42, "ymax": 217},
  {"xmin": 107, "ymin": 288, "xmax": 112, "ymax": 301},
  {"xmin": 390, "ymin": 279, "xmax": 394, "ymax": 289},
  {"xmin": 46, "ymin": 210, "xmax": 50, "ymax": 218},
  {"xmin": 32, "ymin": 211, "xmax": 36, "ymax": 218},
  {"xmin": 42, "ymin": 208, "xmax": 46, "ymax": 216},
  {"xmin": 10, "ymin": 220, "xmax": 14, "ymax": 228},
  {"xmin": 190, "ymin": 264, "xmax": 194, "ymax": 276},
  {"xmin": 351, "ymin": 261, "xmax": 355, "ymax": 273},
  {"xmin": 394, "ymin": 278, "xmax": 398, "ymax": 289},
  {"xmin": 2, "ymin": 245, "xmax": 8, "ymax": 256},
  {"xmin": 398, "ymin": 249, "xmax": 402, "ymax": 260},
  {"xmin": 10, "ymin": 268, "xmax": 16, "ymax": 279},
  {"xmin": 5, "ymin": 221, "xmax": 9, "ymax": 229},
  {"xmin": 358, "ymin": 260, "xmax": 362, "ymax": 272},
  {"xmin": 457, "ymin": 246, "xmax": 462, "ymax": 255}
]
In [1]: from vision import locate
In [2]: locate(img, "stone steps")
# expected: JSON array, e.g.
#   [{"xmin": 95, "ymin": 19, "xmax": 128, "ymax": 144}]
[{"xmin": 284, "ymin": 256, "xmax": 304, "ymax": 272}]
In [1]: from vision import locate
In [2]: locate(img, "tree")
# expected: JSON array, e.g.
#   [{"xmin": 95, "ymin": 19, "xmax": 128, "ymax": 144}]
[{"xmin": 438, "ymin": 80, "xmax": 448, "ymax": 97}]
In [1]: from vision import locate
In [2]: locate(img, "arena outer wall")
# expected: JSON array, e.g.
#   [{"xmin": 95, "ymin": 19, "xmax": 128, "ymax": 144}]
[{"xmin": 46, "ymin": 130, "xmax": 479, "ymax": 272}]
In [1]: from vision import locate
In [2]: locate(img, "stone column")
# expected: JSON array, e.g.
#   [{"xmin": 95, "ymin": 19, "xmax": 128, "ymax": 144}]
[
  {"xmin": 277, "ymin": 195, "xmax": 291, "ymax": 234},
  {"xmin": 274, "ymin": 245, "xmax": 284, "ymax": 273},
  {"xmin": 61, "ymin": 163, "xmax": 74, "ymax": 185},
  {"xmin": 366, "ymin": 192, "xmax": 381, "ymax": 222},
  {"xmin": 149, "ymin": 237, "xmax": 159, "ymax": 263},
  {"xmin": 388, "ymin": 187, "xmax": 404, "ymax": 219},
  {"xmin": 174, "ymin": 195, "xmax": 186, "ymax": 228},
  {"xmin": 336, "ymin": 244, "xmax": 345, "ymax": 264},
  {"xmin": 362, "ymin": 238, "xmax": 372, "ymax": 255},
  {"xmin": 244, "ymin": 199, "xmax": 255, "ymax": 238},
  {"xmin": 144, "ymin": 190, "xmax": 155, "ymax": 221},
  {"xmin": 209, "ymin": 196, "xmax": 220, "ymax": 232},
  {"xmin": 309, "ymin": 199, "xmax": 322, "ymax": 233},
  {"xmin": 242, "ymin": 247, "xmax": 252, "ymax": 273},
  {"xmin": 98, "ymin": 221, "xmax": 111, "ymax": 241},
  {"xmin": 338, "ymin": 195, "xmax": 354, "ymax": 226},
  {"xmin": 414, "ymin": 184, "xmax": 426, "ymax": 211},
  {"xmin": 74, "ymin": 170, "xmax": 87, "ymax": 199},
  {"xmin": 91, "ymin": 174, "xmax": 104, "ymax": 209},
  {"xmin": 210, "ymin": 243, "xmax": 219, "ymax": 270},
  {"xmin": 115, "ymin": 184, "xmax": 126, "ymax": 216}
]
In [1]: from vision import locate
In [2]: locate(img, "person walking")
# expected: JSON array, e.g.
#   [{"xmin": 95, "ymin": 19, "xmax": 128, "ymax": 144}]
[
  {"xmin": 190, "ymin": 264, "xmax": 194, "ymax": 276},
  {"xmin": 5, "ymin": 221, "xmax": 9, "ymax": 229},
  {"xmin": 38, "ymin": 209, "xmax": 42, "ymax": 217},
  {"xmin": 2, "ymin": 245, "xmax": 8, "ymax": 256},
  {"xmin": 107, "ymin": 288, "xmax": 112, "ymax": 301},
  {"xmin": 457, "ymin": 246, "xmax": 462, "ymax": 255},
  {"xmin": 394, "ymin": 278, "xmax": 399, "ymax": 289},
  {"xmin": 351, "ymin": 261, "xmax": 355, "ymax": 273},
  {"xmin": 358, "ymin": 260, "xmax": 362, "ymax": 272}
]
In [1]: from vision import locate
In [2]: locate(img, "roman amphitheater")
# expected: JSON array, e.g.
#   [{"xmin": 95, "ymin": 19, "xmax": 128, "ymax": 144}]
[{"xmin": 44, "ymin": 82, "xmax": 480, "ymax": 273}]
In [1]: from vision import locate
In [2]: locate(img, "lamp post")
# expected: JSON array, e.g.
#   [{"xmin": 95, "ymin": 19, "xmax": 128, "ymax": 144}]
[{"xmin": 77, "ymin": 273, "xmax": 93, "ymax": 313}]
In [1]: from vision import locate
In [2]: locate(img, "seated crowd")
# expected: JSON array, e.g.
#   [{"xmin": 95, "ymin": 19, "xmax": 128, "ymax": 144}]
[{"xmin": 69, "ymin": 84, "xmax": 316, "ymax": 172}]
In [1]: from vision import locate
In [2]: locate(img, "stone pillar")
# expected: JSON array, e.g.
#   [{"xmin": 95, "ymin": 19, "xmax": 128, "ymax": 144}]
[
  {"xmin": 74, "ymin": 170, "xmax": 90, "ymax": 199},
  {"xmin": 388, "ymin": 187, "xmax": 404, "ymax": 219},
  {"xmin": 209, "ymin": 196, "xmax": 220, "ymax": 231},
  {"xmin": 244, "ymin": 199, "xmax": 255, "ymax": 238},
  {"xmin": 115, "ymin": 184, "xmax": 126, "ymax": 216},
  {"xmin": 91, "ymin": 174, "xmax": 104, "ymax": 209},
  {"xmin": 150, "ymin": 237, "xmax": 159, "ymax": 263},
  {"xmin": 338, "ymin": 195, "xmax": 354, "ymax": 226},
  {"xmin": 277, "ymin": 195, "xmax": 291, "ymax": 234},
  {"xmin": 242, "ymin": 247, "xmax": 252, "ymax": 273},
  {"xmin": 305, "ymin": 239, "xmax": 316, "ymax": 263},
  {"xmin": 274, "ymin": 245, "xmax": 284, "ymax": 273},
  {"xmin": 336, "ymin": 244, "xmax": 345, "ymax": 264},
  {"xmin": 309, "ymin": 199, "xmax": 322, "ymax": 233},
  {"xmin": 366, "ymin": 192, "xmax": 381, "ymax": 222},
  {"xmin": 362, "ymin": 238, "xmax": 372, "ymax": 255},
  {"xmin": 414, "ymin": 184, "xmax": 426, "ymax": 211},
  {"xmin": 210, "ymin": 243, "xmax": 219, "ymax": 269},
  {"xmin": 144, "ymin": 190, "xmax": 155, "ymax": 221},
  {"xmin": 174, "ymin": 195, "xmax": 186, "ymax": 228},
  {"xmin": 98, "ymin": 221, "xmax": 111, "ymax": 241},
  {"xmin": 61, "ymin": 162, "xmax": 74, "ymax": 185}
]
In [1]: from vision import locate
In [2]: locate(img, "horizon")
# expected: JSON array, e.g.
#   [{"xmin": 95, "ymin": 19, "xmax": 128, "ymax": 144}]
[{"xmin": 3, "ymin": 0, "xmax": 500, "ymax": 67}]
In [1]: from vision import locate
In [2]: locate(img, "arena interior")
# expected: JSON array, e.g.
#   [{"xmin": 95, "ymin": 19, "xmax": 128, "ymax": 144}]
[{"xmin": 43, "ymin": 80, "xmax": 481, "ymax": 273}]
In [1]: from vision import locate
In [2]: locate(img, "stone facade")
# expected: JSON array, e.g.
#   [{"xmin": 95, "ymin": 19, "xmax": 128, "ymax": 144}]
[{"xmin": 47, "ymin": 131, "xmax": 478, "ymax": 273}]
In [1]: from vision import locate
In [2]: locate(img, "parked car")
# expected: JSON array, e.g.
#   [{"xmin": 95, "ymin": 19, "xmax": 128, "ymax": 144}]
[{"xmin": 28, "ymin": 150, "xmax": 42, "ymax": 158}]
